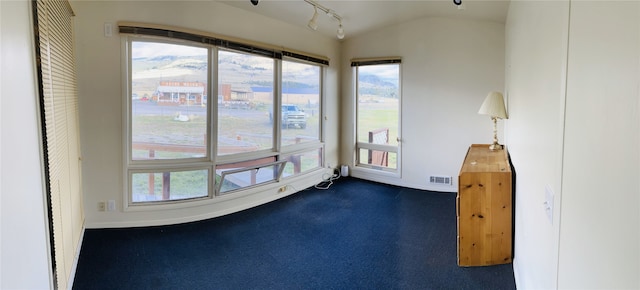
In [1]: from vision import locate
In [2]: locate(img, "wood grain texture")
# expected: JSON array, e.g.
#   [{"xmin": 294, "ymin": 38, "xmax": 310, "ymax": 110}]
[{"xmin": 457, "ymin": 144, "xmax": 512, "ymax": 266}]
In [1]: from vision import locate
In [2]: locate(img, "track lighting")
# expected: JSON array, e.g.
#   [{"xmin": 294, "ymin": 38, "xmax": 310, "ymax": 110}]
[
  {"xmin": 337, "ymin": 22, "xmax": 345, "ymax": 39},
  {"xmin": 304, "ymin": 0, "xmax": 345, "ymax": 39},
  {"xmin": 250, "ymin": 0, "xmax": 259, "ymax": 6},
  {"xmin": 307, "ymin": 7, "xmax": 318, "ymax": 30}
]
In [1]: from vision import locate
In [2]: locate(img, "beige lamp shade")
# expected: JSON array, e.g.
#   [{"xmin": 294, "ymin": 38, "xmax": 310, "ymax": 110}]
[{"xmin": 478, "ymin": 91, "xmax": 508, "ymax": 119}]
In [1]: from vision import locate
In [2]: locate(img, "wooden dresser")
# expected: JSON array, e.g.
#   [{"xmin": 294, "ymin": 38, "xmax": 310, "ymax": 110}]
[{"xmin": 457, "ymin": 144, "xmax": 513, "ymax": 266}]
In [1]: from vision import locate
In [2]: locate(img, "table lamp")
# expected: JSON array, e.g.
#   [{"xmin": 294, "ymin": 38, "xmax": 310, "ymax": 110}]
[{"xmin": 478, "ymin": 91, "xmax": 508, "ymax": 150}]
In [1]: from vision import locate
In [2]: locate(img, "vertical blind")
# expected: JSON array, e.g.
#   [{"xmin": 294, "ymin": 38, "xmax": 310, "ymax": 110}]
[{"xmin": 33, "ymin": 0, "xmax": 84, "ymax": 289}]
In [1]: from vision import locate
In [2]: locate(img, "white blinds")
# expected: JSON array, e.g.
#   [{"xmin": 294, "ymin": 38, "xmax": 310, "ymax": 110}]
[{"xmin": 34, "ymin": 0, "xmax": 84, "ymax": 289}]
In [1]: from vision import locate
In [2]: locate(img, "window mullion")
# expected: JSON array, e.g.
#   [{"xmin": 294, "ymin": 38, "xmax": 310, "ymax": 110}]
[
  {"xmin": 274, "ymin": 59, "xmax": 282, "ymax": 154},
  {"xmin": 210, "ymin": 46, "xmax": 218, "ymax": 195},
  {"xmin": 210, "ymin": 46, "xmax": 218, "ymax": 164}
]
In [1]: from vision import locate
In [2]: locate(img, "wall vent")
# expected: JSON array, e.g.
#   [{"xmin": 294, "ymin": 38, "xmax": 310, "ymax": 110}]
[{"xmin": 429, "ymin": 175, "xmax": 453, "ymax": 185}]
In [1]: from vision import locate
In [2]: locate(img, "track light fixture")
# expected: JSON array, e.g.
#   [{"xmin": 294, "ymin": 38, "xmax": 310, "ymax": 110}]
[
  {"xmin": 304, "ymin": 0, "xmax": 345, "ymax": 39},
  {"xmin": 307, "ymin": 7, "xmax": 319, "ymax": 30},
  {"xmin": 337, "ymin": 22, "xmax": 345, "ymax": 39},
  {"xmin": 250, "ymin": 0, "xmax": 259, "ymax": 6}
]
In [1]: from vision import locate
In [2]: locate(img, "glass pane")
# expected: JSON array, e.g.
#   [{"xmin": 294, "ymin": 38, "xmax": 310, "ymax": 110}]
[
  {"xmin": 215, "ymin": 157, "xmax": 278, "ymax": 194},
  {"xmin": 281, "ymin": 60, "xmax": 321, "ymax": 146},
  {"xmin": 356, "ymin": 64, "xmax": 399, "ymax": 145},
  {"xmin": 358, "ymin": 148, "xmax": 397, "ymax": 169},
  {"xmin": 218, "ymin": 50, "xmax": 274, "ymax": 155},
  {"xmin": 131, "ymin": 169, "xmax": 209, "ymax": 202},
  {"xmin": 282, "ymin": 148, "xmax": 323, "ymax": 177},
  {"xmin": 131, "ymin": 41, "xmax": 208, "ymax": 160}
]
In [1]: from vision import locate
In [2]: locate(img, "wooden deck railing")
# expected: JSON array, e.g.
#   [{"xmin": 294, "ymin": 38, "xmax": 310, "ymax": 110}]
[
  {"xmin": 132, "ymin": 138, "xmax": 306, "ymax": 200},
  {"xmin": 368, "ymin": 128, "xmax": 389, "ymax": 166}
]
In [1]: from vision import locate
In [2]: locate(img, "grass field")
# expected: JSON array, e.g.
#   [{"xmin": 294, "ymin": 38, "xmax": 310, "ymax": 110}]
[
  {"xmin": 129, "ymin": 94, "xmax": 399, "ymax": 201},
  {"xmin": 357, "ymin": 97, "xmax": 399, "ymax": 169},
  {"xmin": 357, "ymin": 103, "xmax": 399, "ymax": 143},
  {"xmin": 130, "ymin": 103, "xmax": 323, "ymax": 201},
  {"xmin": 131, "ymin": 170, "xmax": 208, "ymax": 202}
]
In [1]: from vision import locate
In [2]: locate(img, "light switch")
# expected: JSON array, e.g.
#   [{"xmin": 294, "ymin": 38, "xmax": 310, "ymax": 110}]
[
  {"xmin": 544, "ymin": 185, "xmax": 554, "ymax": 224},
  {"xmin": 104, "ymin": 22, "xmax": 113, "ymax": 37}
]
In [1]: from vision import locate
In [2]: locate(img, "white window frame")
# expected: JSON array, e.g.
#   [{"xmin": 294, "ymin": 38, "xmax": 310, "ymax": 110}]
[
  {"xmin": 353, "ymin": 59, "xmax": 402, "ymax": 176},
  {"xmin": 279, "ymin": 57, "xmax": 326, "ymax": 177},
  {"xmin": 121, "ymin": 31, "xmax": 328, "ymax": 210},
  {"xmin": 123, "ymin": 36, "xmax": 214, "ymax": 211}
]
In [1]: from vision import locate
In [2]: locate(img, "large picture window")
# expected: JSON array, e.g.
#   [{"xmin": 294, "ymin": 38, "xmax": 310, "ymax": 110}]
[
  {"xmin": 123, "ymin": 27, "xmax": 327, "ymax": 207},
  {"xmin": 353, "ymin": 59, "xmax": 401, "ymax": 173},
  {"xmin": 218, "ymin": 50, "xmax": 274, "ymax": 156}
]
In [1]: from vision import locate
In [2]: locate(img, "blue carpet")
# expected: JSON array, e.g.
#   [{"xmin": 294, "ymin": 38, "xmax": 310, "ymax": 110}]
[{"xmin": 73, "ymin": 177, "xmax": 516, "ymax": 290}]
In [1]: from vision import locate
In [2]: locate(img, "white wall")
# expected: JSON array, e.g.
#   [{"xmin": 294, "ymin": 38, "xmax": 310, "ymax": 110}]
[
  {"xmin": 506, "ymin": 0, "xmax": 640, "ymax": 289},
  {"xmin": 71, "ymin": 0, "xmax": 341, "ymax": 228},
  {"xmin": 340, "ymin": 17, "xmax": 505, "ymax": 191},
  {"xmin": 558, "ymin": 1, "xmax": 639, "ymax": 288},
  {"xmin": 505, "ymin": 1, "xmax": 569, "ymax": 288},
  {"xmin": 0, "ymin": 0, "xmax": 53, "ymax": 288}
]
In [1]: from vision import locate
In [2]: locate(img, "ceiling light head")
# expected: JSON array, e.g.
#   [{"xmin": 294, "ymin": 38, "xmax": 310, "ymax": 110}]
[
  {"xmin": 250, "ymin": 0, "xmax": 259, "ymax": 6},
  {"xmin": 307, "ymin": 7, "xmax": 319, "ymax": 31},
  {"xmin": 337, "ymin": 23, "xmax": 345, "ymax": 39},
  {"xmin": 453, "ymin": 0, "xmax": 462, "ymax": 5}
]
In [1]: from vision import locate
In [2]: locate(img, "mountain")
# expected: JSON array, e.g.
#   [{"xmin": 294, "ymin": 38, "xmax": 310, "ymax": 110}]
[
  {"xmin": 357, "ymin": 73, "xmax": 399, "ymax": 99},
  {"xmin": 358, "ymin": 74, "xmax": 397, "ymax": 88},
  {"xmin": 131, "ymin": 53, "xmax": 396, "ymax": 98}
]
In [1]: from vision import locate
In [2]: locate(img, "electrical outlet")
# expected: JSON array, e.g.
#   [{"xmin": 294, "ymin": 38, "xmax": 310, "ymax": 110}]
[
  {"xmin": 98, "ymin": 201, "xmax": 106, "ymax": 211},
  {"xmin": 107, "ymin": 200, "xmax": 116, "ymax": 211}
]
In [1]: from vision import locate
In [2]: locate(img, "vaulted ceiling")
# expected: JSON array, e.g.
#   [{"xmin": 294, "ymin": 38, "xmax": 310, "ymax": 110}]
[{"xmin": 217, "ymin": 0, "xmax": 510, "ymax": 40}]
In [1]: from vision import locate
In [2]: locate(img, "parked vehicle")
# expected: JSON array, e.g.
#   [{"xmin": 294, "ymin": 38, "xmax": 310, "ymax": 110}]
[{"xmin": 270, "ymin": 104, "xmax": 307, "ymax": 129}]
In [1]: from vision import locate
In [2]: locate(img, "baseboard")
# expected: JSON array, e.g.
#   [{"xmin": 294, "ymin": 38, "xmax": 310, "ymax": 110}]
[
  {"xmin": 350, "ymin": 168, "xmax": 456, "ymax": 193},
  {"xmin": 85, "ymin": 168, "xmax": 331, "ymax": 229},
  {"xmin": 512, "ymin": 256, "xmax": 521, "ymax": 289}
]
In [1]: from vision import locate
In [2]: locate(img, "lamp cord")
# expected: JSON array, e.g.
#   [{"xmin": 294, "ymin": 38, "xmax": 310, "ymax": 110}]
[{"xmin": 314, "ymin": 168, "xmax": 341, "ymax": 190}]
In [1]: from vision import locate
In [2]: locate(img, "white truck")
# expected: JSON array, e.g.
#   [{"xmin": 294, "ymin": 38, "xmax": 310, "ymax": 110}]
[{"xmin": 270, "ymin": 104, "xmax": 307, "ymax": 129}]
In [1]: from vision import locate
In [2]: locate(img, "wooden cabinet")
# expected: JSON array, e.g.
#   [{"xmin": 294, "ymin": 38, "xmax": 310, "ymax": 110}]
[{"xmin": 457, "ymin": 144, "xmax": 513, "ymax": 266}]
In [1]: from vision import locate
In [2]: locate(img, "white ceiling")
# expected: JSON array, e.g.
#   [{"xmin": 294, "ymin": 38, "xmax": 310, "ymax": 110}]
[{"xmin": 217, "ymin": 0, "xmax": 510, "ymax": 40}]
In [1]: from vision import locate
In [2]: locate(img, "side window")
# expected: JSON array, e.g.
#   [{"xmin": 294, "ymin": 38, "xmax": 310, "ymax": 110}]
[{"xmin": 354, "ymin": 61, "xmax": 401, "ymax": 172}]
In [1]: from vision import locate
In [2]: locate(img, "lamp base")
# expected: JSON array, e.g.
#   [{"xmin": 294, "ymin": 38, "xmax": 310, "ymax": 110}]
[
  {"xmin": 489, "ymin": 143, "xmax": 503, "ymax": 151},
  {"xmin": 488, "ymin": 116, "xmax": 504, "ymax": 151}
]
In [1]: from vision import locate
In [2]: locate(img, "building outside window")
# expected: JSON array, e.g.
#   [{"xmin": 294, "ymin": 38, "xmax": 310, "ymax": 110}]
[{"xmin": 124, "ymin": 35, "xmax": 326, "ymax": 207}]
